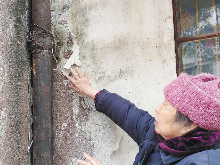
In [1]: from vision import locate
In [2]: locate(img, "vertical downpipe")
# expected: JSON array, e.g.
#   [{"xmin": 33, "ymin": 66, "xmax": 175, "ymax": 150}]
[{"xmin": 31, "ymin": 0, "xmax": 53, "ymax": 164}]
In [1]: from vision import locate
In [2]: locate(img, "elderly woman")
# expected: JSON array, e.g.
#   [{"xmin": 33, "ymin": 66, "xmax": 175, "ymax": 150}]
[{"xmin": 66, "ymin": 68, "xmax": 220, "ymax": 165}]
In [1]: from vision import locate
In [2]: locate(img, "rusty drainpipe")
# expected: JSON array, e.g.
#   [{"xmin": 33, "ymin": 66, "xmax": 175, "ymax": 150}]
[{"xmin": 31, "ymin": 0, "xmax": 53, "ymax": 164}]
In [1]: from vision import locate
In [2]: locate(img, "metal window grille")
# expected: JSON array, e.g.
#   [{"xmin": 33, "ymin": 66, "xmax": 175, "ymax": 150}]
[{"xmin": 173, "ymin": 0, "xmax": 220, "ymax": 77}]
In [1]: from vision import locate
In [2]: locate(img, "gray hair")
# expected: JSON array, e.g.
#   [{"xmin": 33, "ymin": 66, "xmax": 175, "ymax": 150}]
[{"xmin": 175, "ymin": 110, "xmax": 194, "ymax": 127}]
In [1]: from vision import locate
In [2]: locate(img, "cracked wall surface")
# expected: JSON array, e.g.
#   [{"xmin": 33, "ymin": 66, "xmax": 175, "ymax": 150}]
[
  {"xmin": 0, "ymin": 0, "xmax": 31, "ymax": 164},
  {"xmin": 52, "ymin": 0, "xmax": 176, "ymax": 164}
]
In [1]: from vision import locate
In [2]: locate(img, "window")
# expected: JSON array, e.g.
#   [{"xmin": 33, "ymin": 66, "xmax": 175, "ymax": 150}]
[{"xmin": 172, "ymin": 0, "xmax": 220, "ymax": 77}]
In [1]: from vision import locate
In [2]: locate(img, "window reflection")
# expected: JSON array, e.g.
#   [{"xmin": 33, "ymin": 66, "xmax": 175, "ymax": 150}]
[{"xmin": 175, "ymin": 0, "xmax": 220, "ymax": 77}]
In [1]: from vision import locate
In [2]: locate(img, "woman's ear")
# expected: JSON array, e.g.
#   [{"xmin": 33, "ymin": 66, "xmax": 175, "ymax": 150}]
[{"xmin": 181, "ymin": 123, "xmax": 198, "ymax": 135}]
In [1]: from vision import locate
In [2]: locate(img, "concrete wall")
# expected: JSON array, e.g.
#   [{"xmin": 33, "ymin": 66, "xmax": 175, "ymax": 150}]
[
  {"xmin": 52, "ymin": 0, "xmax": 177, "ymax": 164},
  {"xmin": 0, "ymin": 0, "xmax": 31, "ymax": 164}
]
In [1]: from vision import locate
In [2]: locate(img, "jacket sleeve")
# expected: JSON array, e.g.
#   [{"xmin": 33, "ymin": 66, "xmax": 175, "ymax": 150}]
[
  {"xmin": 176, "ymin": 149, "xmax": 220, "ymax": 165},
  {"xmin": 95, "ymin": 89, "xmax": 155, "ymax": 145}
]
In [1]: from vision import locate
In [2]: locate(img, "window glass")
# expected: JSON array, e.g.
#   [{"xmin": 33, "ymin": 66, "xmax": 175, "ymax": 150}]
[
  {"xmin": 216, "ymin": 0, "xmax": 220, "ymax": 29},
  {"xmin": 177, "ymin": 0, "xmax": 220, "ymax": 37},
  {"xmin": 200, "ymin": 38, "xmax": 218, "ymax": 74},
  {"xmin": 178, "ymin": 38, "xmax": 220, "ymax": 75},
  {"xmin": 174, "ymin": 0, "xmax": 220, "ymax": 77},
  {"xmin": 178, "ymin": 41, "xmax": 200, "ymax": 75},
  {"xmin": 177, "ymin": 0, "xmax": 197, "ymax": 37}
]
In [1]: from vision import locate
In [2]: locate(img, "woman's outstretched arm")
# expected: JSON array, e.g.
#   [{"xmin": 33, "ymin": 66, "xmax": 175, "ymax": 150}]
[{"xmin": 66, "ymin": 67, "xmax": 154, "ymax": 144}]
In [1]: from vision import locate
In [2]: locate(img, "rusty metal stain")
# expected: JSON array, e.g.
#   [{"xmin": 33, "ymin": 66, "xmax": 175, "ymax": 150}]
[
  {"xmin": 33, "ymin": 62, "xmax": 36, "ymax": 76},
  {"xmin": 31, "ymin": 0, "xmax": 54, "ymax": 164}
]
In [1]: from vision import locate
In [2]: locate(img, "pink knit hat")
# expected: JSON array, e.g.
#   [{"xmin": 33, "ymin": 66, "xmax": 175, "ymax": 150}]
[{"xmin": 164, "ymin": 73, "xmax": 220, "ymax": 130}]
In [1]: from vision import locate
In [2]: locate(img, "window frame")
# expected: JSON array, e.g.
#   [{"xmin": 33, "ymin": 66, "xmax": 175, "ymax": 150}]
[{"xmin": 172, "ymin": 0, "xmax": 220, "ymax": 76}]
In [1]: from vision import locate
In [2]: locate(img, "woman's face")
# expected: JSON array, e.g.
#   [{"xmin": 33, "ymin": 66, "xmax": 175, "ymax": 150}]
[{"xmin": 154, "ymin": 98, "xmax": 185, "ymax": 139}]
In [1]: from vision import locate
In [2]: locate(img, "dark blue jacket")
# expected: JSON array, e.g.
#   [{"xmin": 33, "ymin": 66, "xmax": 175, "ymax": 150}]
[{"xmin": 95, "ymin": 90, "xmax": 220, "ymax": 165}]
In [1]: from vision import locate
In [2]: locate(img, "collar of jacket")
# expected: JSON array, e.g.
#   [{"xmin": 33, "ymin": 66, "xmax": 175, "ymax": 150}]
[
  {"xmin": 136, "ymin": 123, "xmax": 185, "ymax": 165},
  {"xmin": 135, "ymin": 123, "xmax": 159, "ymax": 165}
]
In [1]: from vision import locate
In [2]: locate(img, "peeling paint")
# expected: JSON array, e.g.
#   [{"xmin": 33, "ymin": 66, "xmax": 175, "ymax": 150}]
[
  {"xmin": 111, "ymin": 126, "xmax": 123, "ymax": 152},
  {"xmin": 63, "ymin": 41, "xmax": 81, "ymax": 75},
  {"xmin": 52, "ymin": 0, "xmax": 177, "ymax": 164},
  {"xmin": 51, "ymin": 0, "xmax": 79, "ymax": 75}
]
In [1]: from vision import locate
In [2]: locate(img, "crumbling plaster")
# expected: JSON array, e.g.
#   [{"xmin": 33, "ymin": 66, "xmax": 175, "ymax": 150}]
[{"xmin": 52, "ymin": 0, "xmax": 177, "ymax": 164}]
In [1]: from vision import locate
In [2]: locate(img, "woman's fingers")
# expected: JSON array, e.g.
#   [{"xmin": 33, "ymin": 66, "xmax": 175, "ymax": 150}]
[
  {"xmin": 66, "ymin": 67, "xmax": 94, "ymax": 97},
  {"xmin": 77, "ymin": 160, "xmax": 91, "ymax": 165},
  {"xmin": 91, "ymin": 157, "xmax": 102, "ymax": 165},
  {"xmin": 66, "ymin": 75, "xmax": 76, "ymax": 85},
  {"xmin": 70, "ymin": 68, "xmax": 80, "ymax": 80},
  {"xmin": 84, "ymin": 154, "xmax": 97, "ymax": 165},
  {"xmin": 84, "ymin": 154, "xmax": 101, "ymax": 165},
  {"xmin": 84, "ymin": 69, "xmax": 89, "ymax": 80},
  {"xmin": 77, "ymin": 154, "xmax": 102, "ymax": 165},
  {"xmin": 76, "ymin": 67, "xmax": 83, "ymax": 78},
  {"xmin": 66, "ymin": 68, "xmax": 84, "ymax": 85}
]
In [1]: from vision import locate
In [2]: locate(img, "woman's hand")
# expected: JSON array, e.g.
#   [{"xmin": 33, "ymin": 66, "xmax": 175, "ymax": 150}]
[
  {"xmin": 66, "ymin": 67, "xmax": 99, "ymax": 99},
  {"xmin": 77, "ymin": 154, "xmax": 102, "ymax": 165}
]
